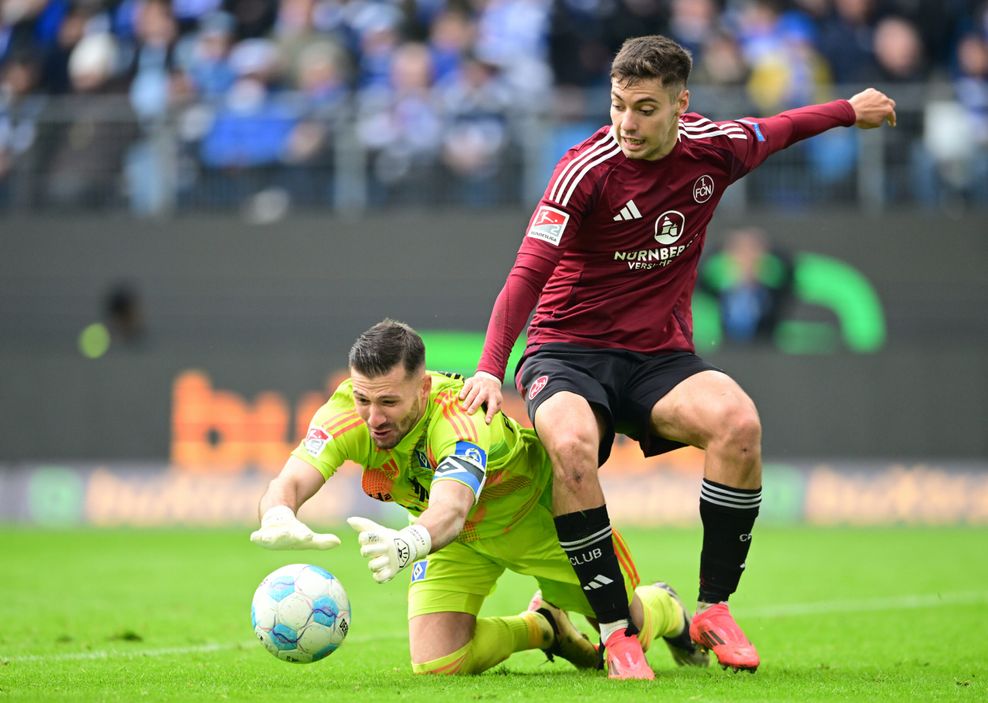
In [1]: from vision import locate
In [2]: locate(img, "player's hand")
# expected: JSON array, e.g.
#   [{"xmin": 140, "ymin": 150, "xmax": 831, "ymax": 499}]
[
  {"xmin": 250, "ymin": 505, "xmax": 341, "ymax": 550},
  {"xmin": 347, "ymin": 516, "xmax": 431, "ymax": 583},
  {"xmin": 848, "ymin": 88, "xmax": 896, "ymax": 129},
  {"xmin": 458, "ymin": 371, "xmax": 503, "ymax": 424}
]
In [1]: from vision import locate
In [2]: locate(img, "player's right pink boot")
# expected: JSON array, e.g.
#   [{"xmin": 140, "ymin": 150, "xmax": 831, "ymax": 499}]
[
  {"xmin": 603, "ymin": 627, "xmax": 655, "ymax": 680},
  {"xmin": 689, "ymin": 602, "xmax": 760, "ymax": 672}
]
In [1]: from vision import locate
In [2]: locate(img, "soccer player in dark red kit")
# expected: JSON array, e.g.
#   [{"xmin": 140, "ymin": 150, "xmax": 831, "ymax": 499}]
[{"xmin": 460, "ymin": 34, "xmax": 896, "ymax": 679}]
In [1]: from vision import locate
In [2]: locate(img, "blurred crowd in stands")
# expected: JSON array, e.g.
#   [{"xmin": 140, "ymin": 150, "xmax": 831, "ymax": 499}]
[{"xmin": 1, "ymin": 0, "xmax": 987, "ymax": 214}]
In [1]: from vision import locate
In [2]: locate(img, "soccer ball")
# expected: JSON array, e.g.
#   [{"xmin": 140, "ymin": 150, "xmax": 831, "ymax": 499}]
[{"xmin": 251, "ymin": 563, "xmax": 351, "ymax": 663}]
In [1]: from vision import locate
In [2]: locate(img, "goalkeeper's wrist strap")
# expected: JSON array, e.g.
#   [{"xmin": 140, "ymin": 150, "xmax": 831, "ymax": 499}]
[
  {"xmin": 261, "ymin": 505, "xmax": 296, "ymax": 526},
  {"xmin": 394, "ymin": 524, "xmax": 432, "ymax": 567}
]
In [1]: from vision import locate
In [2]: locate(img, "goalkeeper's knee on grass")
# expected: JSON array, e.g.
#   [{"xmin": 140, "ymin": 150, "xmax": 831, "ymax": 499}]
[{"xmin": 412, "ymin": 613, "xmax": 551, "ymax": 675}]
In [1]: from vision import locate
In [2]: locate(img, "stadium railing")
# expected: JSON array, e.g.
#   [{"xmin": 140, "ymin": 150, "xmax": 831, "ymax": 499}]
[{"xmin": 1, "ymin": 83, "xmax": 985, "ymax": 216}]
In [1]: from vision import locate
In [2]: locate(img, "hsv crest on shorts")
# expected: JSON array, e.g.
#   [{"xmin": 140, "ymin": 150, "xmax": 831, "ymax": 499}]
[
  {"xmin": 410, "ymin": 560, "xmax": 428, "ymax": 582},
  {"xmin": 527, "ymin": 206, "xmax": 570, "ymax": 246}
]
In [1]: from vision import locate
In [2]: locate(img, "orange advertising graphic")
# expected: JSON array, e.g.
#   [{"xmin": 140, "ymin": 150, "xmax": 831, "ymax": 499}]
[{"xmin": 170, "ymin": 369, "xmax": 706, "ymax": 476}]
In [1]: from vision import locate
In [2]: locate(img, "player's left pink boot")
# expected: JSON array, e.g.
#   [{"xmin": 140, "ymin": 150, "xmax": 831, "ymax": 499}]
[{"xmin": 689, "ymin": 602, "xmax": 759, "ymax": 672}]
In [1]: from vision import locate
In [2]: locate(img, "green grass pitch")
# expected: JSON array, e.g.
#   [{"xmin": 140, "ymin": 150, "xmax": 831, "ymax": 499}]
[{"xmin": 1, "ymin": 525, "xmax": 985, "ymax": 702}]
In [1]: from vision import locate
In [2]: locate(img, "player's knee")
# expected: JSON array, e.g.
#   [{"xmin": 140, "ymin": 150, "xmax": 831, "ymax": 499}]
[
  {"xmin": 545, "ymin": 429, "xmax": 598, "ymax": 489},
  {"xmin": 545, "ymin": 425, "xmax": 597, "ymax": 463},
  {"xmin": 717, "ymin": 405, "xmax": 762, "ymax": 460}
]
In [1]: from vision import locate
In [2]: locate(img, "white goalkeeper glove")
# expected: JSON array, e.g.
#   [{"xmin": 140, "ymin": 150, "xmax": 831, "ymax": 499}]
[
  {"xmin": 347, "ymin": 516, "xmax": 431, "ymax": 583},
  {"xmin": 250, "ymin": 505, "xmax": 341, "ymax": 550}
]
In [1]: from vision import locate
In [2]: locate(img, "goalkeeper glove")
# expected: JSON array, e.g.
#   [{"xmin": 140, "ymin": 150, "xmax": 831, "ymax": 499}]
[
  {"xmin": 250, "ymin": 505, "xmax": 341, "ymax": 550},
  {"xmin": 347, "ymin": 516, "xmax": 431, "ymax": 583}
]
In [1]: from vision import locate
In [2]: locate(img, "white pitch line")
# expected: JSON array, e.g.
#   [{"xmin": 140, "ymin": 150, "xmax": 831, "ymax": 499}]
[
  {"xmin": 4, "ymin": 591, "xmax": 986, "ymax": 664},
  {"xmin": 0, "ymin": 633, "xmax": 406, "ymax": 664},
  {"xmin": 734, "ymin": 590, "xmax": 988, "ymax": 618},
  {"xmin": 2, "ymin": 642, "xmax": 240, "ymax": 663}
]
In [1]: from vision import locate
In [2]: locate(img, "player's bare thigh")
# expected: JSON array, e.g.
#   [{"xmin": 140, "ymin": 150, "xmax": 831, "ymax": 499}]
[
  {"xmin": 649, "ymin": 370, "xmax": 761, "ymax": 486},
  {"xmin": 533, "ymin": 391, "xmax": 608, "ymax": 453},
  {"xmin": 409, "ymin": 611, "xmax": 476, "ymax": 664}
]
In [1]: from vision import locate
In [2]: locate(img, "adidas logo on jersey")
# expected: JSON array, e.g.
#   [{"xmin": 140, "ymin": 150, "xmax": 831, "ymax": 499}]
[{"xmin": 613, "ymin": 200, "xmax": 643, "ymax": 221}]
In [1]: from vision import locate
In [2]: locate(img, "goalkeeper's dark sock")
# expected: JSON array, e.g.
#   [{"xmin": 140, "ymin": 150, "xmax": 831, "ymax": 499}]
[
  {"xmin": 554, "ymin": 506, "xmax": 630, "ymax": 631},
  {"xmin": 698, "ymin": 478, "xmax": 761, "ymax": 604}
]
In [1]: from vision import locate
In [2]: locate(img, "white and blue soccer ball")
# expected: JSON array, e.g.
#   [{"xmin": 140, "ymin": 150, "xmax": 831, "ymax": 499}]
[{"xmin": 251, "ymin": 564, "xmax": 351, "ymax": 663}]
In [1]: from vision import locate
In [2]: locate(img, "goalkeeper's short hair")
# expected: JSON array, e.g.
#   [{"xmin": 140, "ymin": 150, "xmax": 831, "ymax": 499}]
[{"xmin": 349, "ymin": 319, "xmax": 425, "ymax": 378}]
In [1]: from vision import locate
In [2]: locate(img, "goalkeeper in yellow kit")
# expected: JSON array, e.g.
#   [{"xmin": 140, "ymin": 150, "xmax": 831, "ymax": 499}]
[{"xmin": 251, "ymin": 319, "xmax": 707, "ymax": 676}]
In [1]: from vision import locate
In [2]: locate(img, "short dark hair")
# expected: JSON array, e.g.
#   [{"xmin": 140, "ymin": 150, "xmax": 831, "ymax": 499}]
[
  {"xmin": 348, "ymin": 319, "xmax": 425, "ymax": 378},
  {"xmin": 611, "ymin": 35, "xmax": 692, "ymax": 90}
]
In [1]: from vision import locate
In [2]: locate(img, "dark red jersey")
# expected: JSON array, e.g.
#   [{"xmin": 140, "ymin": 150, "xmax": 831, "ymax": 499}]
[{"xmin": 477, "ymin": 100, "xmax": 856, "ymax": 379}]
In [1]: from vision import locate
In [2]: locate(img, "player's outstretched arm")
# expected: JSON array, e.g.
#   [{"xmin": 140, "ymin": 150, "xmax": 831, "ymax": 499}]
[
  {"xmin": 459, "ymin": 371, "xmax": 503, "ymax": 424},
  {"xmin": 848, "ymin": 88, "xmax": 897, "ymax": 129},
  {"xmin": 250, "ymin": 456, "xmax": 341, "ymax": 550}
]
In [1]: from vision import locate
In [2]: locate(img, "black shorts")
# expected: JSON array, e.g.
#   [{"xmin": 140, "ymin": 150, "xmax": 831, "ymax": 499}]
[{"xmin": 516, "ymin": 343, "xmax": 720, "ymax": 466}]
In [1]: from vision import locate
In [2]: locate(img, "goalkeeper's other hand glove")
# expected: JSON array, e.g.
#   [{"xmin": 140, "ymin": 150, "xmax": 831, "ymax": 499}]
[
  {"xmin": 250, "ymin": 505, "xmax": 341, "ymax": 550},
  {"xmin": 347, "ymin": 516, "xmax": 431, "ymax": 583}
]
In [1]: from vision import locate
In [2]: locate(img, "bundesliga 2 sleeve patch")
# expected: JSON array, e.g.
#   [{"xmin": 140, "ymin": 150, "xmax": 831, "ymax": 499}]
[
  {"xmin": 433, "ymin": 442, "xmax": 488, "ymax": 500},
  {"xmin": 526, "ymin": 205, "xmax": 569, "ymax": 246},
  {"xmin": 303, "ymin": 427, "xmax": 330, "ymax": 457}
]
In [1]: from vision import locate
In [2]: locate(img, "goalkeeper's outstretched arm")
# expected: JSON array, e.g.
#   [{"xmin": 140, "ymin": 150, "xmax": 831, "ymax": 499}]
[
  {"xmin": 250, "ymin": 456, "xmax": 341, "ymax": 550},
  {"xmin": 413, "ymin": 479, "xmax": 476, "ymax": 550},
  {"xmin": 348, "ymin": 480, "xmax": 476, "ymax": 583},
  {"xmin": 258, "ymin": 455, "xmax": 326, "ymax": 517}
]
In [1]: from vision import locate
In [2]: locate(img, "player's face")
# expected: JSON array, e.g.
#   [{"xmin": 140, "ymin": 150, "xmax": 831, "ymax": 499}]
[
  {"xmin": 351, "ymin": 364, "xmax": 431, "ymax": 450},
  {"xmin": 610, "ymin": 77, "xmax": 689, "ymax": 161}
]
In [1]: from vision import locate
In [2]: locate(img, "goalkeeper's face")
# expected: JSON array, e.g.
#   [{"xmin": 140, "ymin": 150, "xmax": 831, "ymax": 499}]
[{"xmin": 351, "ymin": 364, "xmax": 431, "ymax": 450}]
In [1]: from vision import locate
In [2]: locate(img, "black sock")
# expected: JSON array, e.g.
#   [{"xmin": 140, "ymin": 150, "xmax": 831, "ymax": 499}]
[
  {"xmin": 698, "ymin": 479, "xmax": 761, "ymax": 604},
  {"xmin": 555, "ymin": 505, "xmax": 630, "ymax": 625}
]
